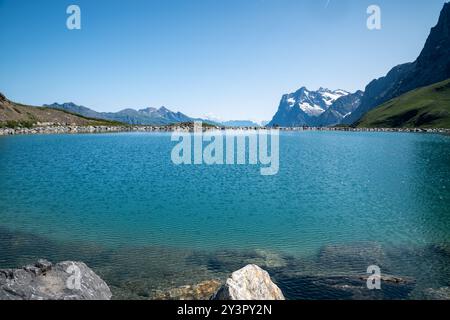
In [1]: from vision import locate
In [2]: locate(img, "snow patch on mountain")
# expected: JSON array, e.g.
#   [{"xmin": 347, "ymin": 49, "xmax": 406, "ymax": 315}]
[
  {"xmin": 284, "ymin": 87, "xmax": 349, "ymax": 116},
  {"xmin": 268, "ymin": 86, "xmax": 363, "ymax": 127}
]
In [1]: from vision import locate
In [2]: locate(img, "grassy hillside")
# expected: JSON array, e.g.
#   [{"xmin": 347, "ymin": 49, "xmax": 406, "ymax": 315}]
[
  {"xmin": 356, "ymin": 78, "xmax": 450, "ymax": 128},
  {"xmin": 0, "ymin": 92, "xmax": 125, "ymax": 128}
]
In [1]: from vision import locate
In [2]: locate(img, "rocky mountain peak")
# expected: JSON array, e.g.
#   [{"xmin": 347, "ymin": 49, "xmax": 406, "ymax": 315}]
[
  {"xmin": 414, "ymin": 2, "xmax": 450, "ymax": 76},
  {"xmin": 138, "ymin": 107, "xmax": 158, "ymax": 114},
  {"xmin": 269, "ymin": 86, "xmax": 355, "ymax": 126},
  {"xmin": 158, "ymin": 106, "xmax": 170, "ymax": 113}
]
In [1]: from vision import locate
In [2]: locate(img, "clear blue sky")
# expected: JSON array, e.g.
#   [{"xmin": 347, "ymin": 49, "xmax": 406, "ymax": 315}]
[{"xmin": 0, "ymin": 0, "xmax": 447, "ymax": 121}]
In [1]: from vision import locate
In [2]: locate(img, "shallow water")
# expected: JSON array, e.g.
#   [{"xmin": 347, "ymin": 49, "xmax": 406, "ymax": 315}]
[{"xmin": 0, "ymin": 131, "xmax": 449, "ymax": 299}]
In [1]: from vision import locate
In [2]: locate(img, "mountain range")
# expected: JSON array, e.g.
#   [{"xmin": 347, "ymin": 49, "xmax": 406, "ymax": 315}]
[
  {"xmin": 269, "ymin": 2, "xmax": 450, "ymax": 128},
  {"xmin": 45, "ymin": 103, "xmax": 267, "ymax": 127},
  {"xmin": 44, "ymin": 103, "xmax": 196, "ymax": 126}
]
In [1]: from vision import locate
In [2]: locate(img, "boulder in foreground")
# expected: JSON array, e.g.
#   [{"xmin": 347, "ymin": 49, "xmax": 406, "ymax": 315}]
[
  {"xmin": 0, "ymin": 259, "xmax": 112, "ymax": 300},
  {"xmin": 212, "ymin": 264, "xmax": 285, "ymax": 300}
]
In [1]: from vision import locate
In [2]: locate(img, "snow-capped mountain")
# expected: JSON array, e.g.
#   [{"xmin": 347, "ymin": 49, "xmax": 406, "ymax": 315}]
[
  {"xmin": 268, "ymin": 87, "xmax": 353, "ymax": 127},
  {"xmin": 283, "ymin": 87, "xmax": 349, "ymax": 117}
]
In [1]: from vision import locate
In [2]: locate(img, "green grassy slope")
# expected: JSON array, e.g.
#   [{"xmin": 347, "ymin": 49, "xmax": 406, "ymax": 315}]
[{"xmin": 356, "ymin": 78, "xmax": 450, "ymax": 128}]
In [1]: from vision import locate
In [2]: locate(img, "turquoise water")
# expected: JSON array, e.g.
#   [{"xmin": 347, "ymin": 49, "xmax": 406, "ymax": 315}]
[{"xmin": 1, "ymin": 131, "xmax": 450, "ymax": 299}]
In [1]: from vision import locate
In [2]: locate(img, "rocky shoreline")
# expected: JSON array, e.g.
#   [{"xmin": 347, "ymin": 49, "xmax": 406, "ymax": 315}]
[
  {"xmin": 5, "ymin": 259, "xmax": 445, "ymax": 301},
  {"xmin": 1, "ymin": 124, "xmax": 450, "ymax": 136},
  {"xmin": 0, "ymin": 261, "xmax": 284, "ymax": 301},
  {"xmin": 277, "ymin": 126, "xmax": 450, "ymax": 134},
  {"xmin": 0, "ymin": 125, "xmax": 175, "ymax": 136}
]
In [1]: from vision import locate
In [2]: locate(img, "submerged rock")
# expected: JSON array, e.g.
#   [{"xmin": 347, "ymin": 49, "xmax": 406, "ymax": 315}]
[
  {"xmin": 0, "ymin": 259, "xmax": 112, "ymax": 300},
  {"xmin": 153, "ymin": 280, "xmax": 222, "ymax": 300},
  {"xmin": 272, "ymin": 272, "xmax": 416, "ymax": 300},
  {"xmin": 212, "ymin": 264, "xmax": 285, "ymax": 300},
  {"xmin": 423, "ymin": 287, "xmax": 450, "ymax": 300},
  {"xmin": 317, "ymin": 243, "xmax": 388, "ymax": 272},
  {"xmin": 253, "ymin": 249, "xmax": 287, "ymax": 268}
]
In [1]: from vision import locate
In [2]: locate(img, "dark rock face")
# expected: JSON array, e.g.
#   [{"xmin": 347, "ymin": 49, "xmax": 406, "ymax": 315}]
[
  {"xmin": 0, "ymin": 260, "xmax": 112, "ymax": 300},
  {"xmin": 345, "ymin": 3, "xmax": 450, "ymax": 124},
  {"xmin": 409, "ymin": 2, "xmax": 450, "ymax": 93},
  {"xmin": 345, "ymin": 63, "xmax": 415, "ymax": 125},
  {"xmin": 329, "ymin": 91, "xmax": 364, "ymax": 116},
  {"xmin": 315, "ymin": 91, "xmax": 364, "ymax": 127},
  {"xmin": 269, "ymin": 102, "xmax": 311, "ymax": 127}
]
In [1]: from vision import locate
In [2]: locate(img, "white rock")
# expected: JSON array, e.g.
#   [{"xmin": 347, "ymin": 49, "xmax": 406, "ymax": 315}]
[{"xmin": 212, "ymin": 264, "xmax": 285, "ymax": 300}]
